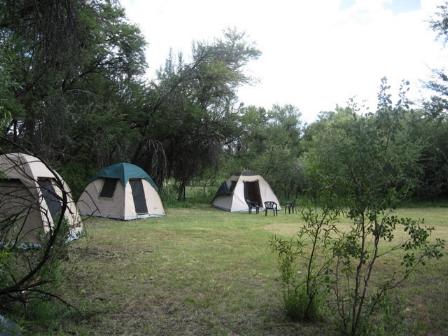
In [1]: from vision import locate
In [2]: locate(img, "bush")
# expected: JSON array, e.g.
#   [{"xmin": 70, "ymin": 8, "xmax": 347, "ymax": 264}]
[
  {"xmin": 283, "ymin": 285, "xmax": 324, "ymax": 322},
  {"xmin": 302, "ymin": 89, "xmax": 445, "ymax": 335},
  {"xmin": 271, "ymin": 207, "xmax": 338, "ymax": 322}
]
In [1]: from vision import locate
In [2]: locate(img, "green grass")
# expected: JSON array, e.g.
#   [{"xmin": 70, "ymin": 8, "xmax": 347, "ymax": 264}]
[{"xmin": 19, "ymin": 207, "xmax": 448, "ymax": 335}]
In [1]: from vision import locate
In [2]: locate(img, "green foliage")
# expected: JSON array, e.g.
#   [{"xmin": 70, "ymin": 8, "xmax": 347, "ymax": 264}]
[
  {"xmin": 429, "ymin": 0, "xmax": 448, "ymax": 116},
  {"xmin": 416, "ymin": 1, "xmax": 448, "ymax": 199},
  {"xmin": 281, "ymin": 285, "xmax": 321, "ymax": 322},
  {"xmin": 270, "ymin": 235, "xmax": 310, "ymax": 321},
  {"xmin": 271, "ymin": 207, "xmax": 338, "ymax": 321},
  {"xmin": 331, "ymin": 213, "xmax": 444, "ymax": 336},
  {"xmin": 296, "ymin": 80, "xmax": 446, "ymax": 335},
  {"xmin": 0, "ymin": 0, "xmax": 147, "ymax": 175},
  {"xmin": 305, "ymin": 87, "xmax": 421, "ymax": 210},
  {"xmin": 406, "ymin": 110, "xmax": 448, "ymax": 199},
  {"xmin": 0, "ymin": 65, "xmax": 17, "ymax": 127},
  {"xmin": 160, "ymin": 183, "xmax": 218, "ymax": 208},
  {"xmin": 131, "ymin": 29, "xmax": 260, "ymax": 199},
  {"xmin": 0, "ymin": 249, "xmax": 12, "ymax": 288},
  {"xmin": 57, "ymin": 163, "xmax": 98, "ymax": 200},
  {"xmin": 225, "ymin": 104, "xmax": 305, "ymax": 202}
]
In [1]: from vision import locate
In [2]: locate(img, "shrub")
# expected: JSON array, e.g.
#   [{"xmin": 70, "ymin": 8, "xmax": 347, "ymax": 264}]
[{"xmin": 271, "ymin": 206, "xmax": 338, "ymax": 322}]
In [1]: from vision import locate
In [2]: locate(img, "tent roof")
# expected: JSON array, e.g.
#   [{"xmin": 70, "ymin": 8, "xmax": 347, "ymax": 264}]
[
  {"xmin": 93, "ymin": 163, "xmax": 158, "ymax": 190},
  {"xmin": 0, "ymin": 152, "xmax": 56, "ymax": 181},
  {"xmin": 232, "ymin": 170, "xmax": 257, "ymax": 177}
]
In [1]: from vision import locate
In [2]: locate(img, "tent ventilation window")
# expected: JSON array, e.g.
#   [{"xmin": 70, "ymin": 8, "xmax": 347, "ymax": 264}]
[
  {"xmin": 100, "ymin": 178, "xmax": 117, "ymax": 198},
  {"xmin": 229, "ymin": 180, "xmax": 237, "ymax": 193},
  {"xmin": 38, "ymin": 178, "xmax": 62, "ymax": 221}
]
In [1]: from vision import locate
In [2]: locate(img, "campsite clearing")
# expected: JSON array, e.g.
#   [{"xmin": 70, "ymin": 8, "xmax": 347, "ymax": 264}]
[{"xmin": 27, "ymin": 207, "xmax": 448, "ymax": 335}]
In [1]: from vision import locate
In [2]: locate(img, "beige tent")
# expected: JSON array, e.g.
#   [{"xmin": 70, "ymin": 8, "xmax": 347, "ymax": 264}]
[
  {"xmin": 212, "ymin": 171, "xmax": 281, "ymax": 212},
  {"xmin": 0, "ymin": 153, "xmax": 83, "ymax": 244},
  {"xmin": 77, "ymin": 163, "xmax": 165, "ymax": 220}
]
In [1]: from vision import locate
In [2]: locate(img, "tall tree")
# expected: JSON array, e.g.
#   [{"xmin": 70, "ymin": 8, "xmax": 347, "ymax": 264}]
[
  {"xmin": 413, "ymin": 1, "xmax": 448, "ymax": 199},
  {"xmin": 427, "ymin": 0, "xmax": 448, "ymax": 117},
  {"xmin": 131, "ymin": 30, "xmax": 260, "ymax": 199},
  {"xmin": 0, "ymin": 0, "xmax": 147, "ymax": 194},
  {"xmin": 302, "ymin": 82, "xmax": 444, "ymax": 335}
]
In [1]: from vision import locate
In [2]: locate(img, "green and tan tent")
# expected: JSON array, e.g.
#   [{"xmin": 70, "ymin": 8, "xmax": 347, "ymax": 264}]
[
  {"xmin": 212, "ymin": 170, "xmax": 281, "ymax": 212},
  {"xmin": 0, "ymin": 153, "xmax": 83, "ymax": 244},
  {"xmin": 77, "ymin": 163, "xmax": 165, "ymax": 220}
]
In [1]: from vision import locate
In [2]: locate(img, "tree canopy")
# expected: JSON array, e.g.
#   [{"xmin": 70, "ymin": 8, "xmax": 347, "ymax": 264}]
[{"xmin": 0, "ymin": 0, "xmax": 447, "ymax": 203}]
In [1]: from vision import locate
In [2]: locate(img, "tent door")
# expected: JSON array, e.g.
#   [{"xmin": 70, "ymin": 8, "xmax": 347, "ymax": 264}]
[
  {"xmin": 130, "ymin": 179, "xmax": 148, "ymax": 215},
  {"xmin": 38, "ymin": 178, "xmax": 62, "ymax": 222},
  {"xmin": 244, "ymin": 181, "xmax": 262, "ymax": 207}
]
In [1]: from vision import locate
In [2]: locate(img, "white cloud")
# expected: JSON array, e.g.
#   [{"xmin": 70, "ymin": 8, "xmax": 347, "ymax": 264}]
[{"xmin": 121, "ymin": 0, "xmax": 447, "ymax": 122}]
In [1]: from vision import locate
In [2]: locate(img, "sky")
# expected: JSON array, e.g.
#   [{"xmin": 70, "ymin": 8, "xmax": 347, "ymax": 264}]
[{"xmin": 121, "ymin": 0, "xmax": 447, "ymax": 122}]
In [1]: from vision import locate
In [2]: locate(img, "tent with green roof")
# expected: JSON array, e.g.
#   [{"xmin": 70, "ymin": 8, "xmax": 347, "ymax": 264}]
[{"xmin": 77, "ymin": 163, "xmax": 165, "ymax": 220}]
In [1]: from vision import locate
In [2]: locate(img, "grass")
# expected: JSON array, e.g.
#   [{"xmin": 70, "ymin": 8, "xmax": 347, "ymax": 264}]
[{"xmin": 17, "ymin": 206, "xmax": 448, "ymax": 335}]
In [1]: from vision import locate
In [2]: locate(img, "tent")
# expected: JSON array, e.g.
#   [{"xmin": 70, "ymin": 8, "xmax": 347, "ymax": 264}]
[
  {"xmin": 77, "ymin": 163, "xmax": 165, "ymax": 220},
  {"xmin": 0, "ymin": 153, "xmax": 83, "ymax": 244},
  {"xmin": 212, "ymin": 170, "xmax": 281, "ymax": 212}
]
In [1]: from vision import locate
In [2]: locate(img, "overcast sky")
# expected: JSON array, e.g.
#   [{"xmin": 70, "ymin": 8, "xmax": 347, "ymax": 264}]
[{"xmin": 121, "ymin": 0, "xmax": 447, "ymax": 122}]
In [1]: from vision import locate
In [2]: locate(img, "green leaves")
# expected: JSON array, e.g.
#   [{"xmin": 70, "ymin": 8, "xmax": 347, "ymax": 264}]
[
  {"xmin": 400, "ymin": 217, "xmax": 445, "ymax": 269},
  {"xmin": 228, "ymin": 104, "xmax": 304, "ymax": 201},
  {"xmin": 271, "ymin": 206, "xmax": 338, "ymax": 322},
  {"xmin": 304, "ymin": 80, "xmax": 422, "ymax": 212},
  {"xmin": 136, "ymin": 30, "xmax": 261, "ymax": 194},
  {"xmin": 297, "ymin": 80, "xmax": 446, "ymax": 335},
  {"xmin": 270, "ymin": 235, "xmax": 303, "ymax": 286}
]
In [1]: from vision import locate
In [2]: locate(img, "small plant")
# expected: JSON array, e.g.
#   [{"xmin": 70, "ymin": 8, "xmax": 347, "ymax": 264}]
[
  {"xmin": 271, "ymin": 206, "xmax": 339, "ymax": 321},
  {"xmin": 362, "ymin": 294, "xmax": 410, "ymax": 336},
  {"xmin": 330, "ymin": 212, "xmax": 445, "ymax": 336}
]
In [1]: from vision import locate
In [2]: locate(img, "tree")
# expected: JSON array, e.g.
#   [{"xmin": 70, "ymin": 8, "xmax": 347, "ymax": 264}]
[
  {"xmin": 225, "ymin": 104, "xmax": 305, "ymax": 201},
  {"xmin": 427, "ymin": 0, "xmax": 448, "ymax": 117},
  {"xmin": 303, "ymin": 81, "xmax": 444, "ymax": 335},
  {"xmin": 410, "ymin": 1, "xmax": 448, "ymax": 199},
  {"xmin": 403, "ymin": 109, "xmax": 448, "ymax": 199},
  {"xmin": 0, "ymin": 0, "xmax": 148, "ymax": 194},
  {"xmin": 271, "ymin": 206, "xmax": 339, "ymax": 322},
  {"xmin": 131, "ymin": 30, "xmax": 261, "ymax": 199}
]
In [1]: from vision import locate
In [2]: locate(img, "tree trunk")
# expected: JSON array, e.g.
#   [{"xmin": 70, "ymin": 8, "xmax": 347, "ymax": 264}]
[{"xmin": 177, "ymin": 180, "xmax": 186, "ymax": 201}]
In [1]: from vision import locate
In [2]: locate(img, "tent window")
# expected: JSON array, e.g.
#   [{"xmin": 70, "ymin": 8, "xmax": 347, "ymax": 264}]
[
  {"xmin": 38, "ymin": 178, "xmax": 62, "ymax": 221},
  {"xmin": 130, "ymin": 179, "xmax": 148, "ymax": 214},
  {"xmin": 100, "ymin": 178, "xmax": 117, "ymax": 198},
  {"xmin": 229, "ymin": 180, "xmax": 237, "ymax": 193}
]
